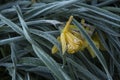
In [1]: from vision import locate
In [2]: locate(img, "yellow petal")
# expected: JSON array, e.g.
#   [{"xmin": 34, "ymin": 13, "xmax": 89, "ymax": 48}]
[
  {"xmin": 71, "ymin": 30, "xmax": 83, "ymax": 40},
  {"xmin": 51, "ymin": 37, "xmax": 60, "ymax": 54},
  {"xmin": 63, "ymin": 16, "xmax": 73, "ymax": 32},
  {"xmin": 66, "ymin": 32, "xmax": 82, "ymax": 45},
  {"xmin": 67, "ymin": 44, "xmax": 77, "ymax": 54},
  {"xmin": 52, "ymin": 45, "xmax": 58, "ymax": 54},
  {"xmin": 65, "ymin": 32, "xmax": 83, "ymax": 54},
  {"xmin": 69, "ymin": 25, "xmax": 78, "ymax": 31},
  {"xmin": 79, "ymin": 40, "xmax": 88, "ymax": 51},
  {"xmin": 60, "ymin": 33, "xmax": 67, "ymax": 54},
  {"xmin": 66, "ymin": 34, "xmax": 78, "ymax": 54},
  {"xmin": 67, "ymin": 43, "xmax": 80, "ymax": 54}
]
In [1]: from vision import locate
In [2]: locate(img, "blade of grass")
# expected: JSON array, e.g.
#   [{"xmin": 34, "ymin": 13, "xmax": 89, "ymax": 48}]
[
  {"xmin": 77, "ymin": 51, "xmax": 107, "ymax": 79},
  {"xmin": 25, "ymin": 0, "xmax": 78, "ymax": 20},
  {"xmin": 0, "ymin": 36, "xmax": 24, "ymax": 45},
  {"xmin": 79, "ymin": 13, "xmax": 120, "ymax": 28},
  {"xmin": 102, "ymin": 7, "xmax": 120, "ymax": 13},
  {"xmin": 95, "ymin": 0, "xmax": 117, "ymax": 7},
  {"xmin": 75, "ymin": 3, "xmax": 120, "ymax": 22},
  {"xmin": 0, "ymin": 14, "xmax": 23, "ymax": 35},
  {"xmin": 78, "ymin": 16, "xmax": 120, "ymax": 37},
  {"xmin": 30, "ymin": 29, "xmax": 61, "ymax": 54},
  {"xmin": 10, "ymin": 42, "xmax": 17, "ymax": 80}
]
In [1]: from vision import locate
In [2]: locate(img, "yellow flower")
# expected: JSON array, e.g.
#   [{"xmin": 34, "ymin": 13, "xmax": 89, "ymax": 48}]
[
  {"xmin": 60, "ymin": 16, "xmax": 84, "ymax": 54},
  {"xmin": 52, "ymin": 16, "xmax": 84, "ymax": 54},
  {"xmin": 51, "ymin": 16, "xmax": 104, "ymax": 58}
]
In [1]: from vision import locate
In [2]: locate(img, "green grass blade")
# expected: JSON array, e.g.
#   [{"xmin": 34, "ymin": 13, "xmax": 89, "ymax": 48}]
[
  {"xmin": 25, "ymin": 0, "xmax": 78, "ymax": 20},
  {"xmin": 0, "ymin": 36, "xmax": 24, "ymax": 45},
  {"xmin": 76, "ymin": 3, "xmax": 120, "ymax": 22},
  {"xmin": 0, "ymin": 14, "xmax": 23, "ymax": 35}
]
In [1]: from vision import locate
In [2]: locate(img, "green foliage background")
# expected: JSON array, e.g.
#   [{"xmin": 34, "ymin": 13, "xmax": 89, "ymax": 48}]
[{"xmin": 0, "ymin": 0, "xmax": 120, "ymax": 80}]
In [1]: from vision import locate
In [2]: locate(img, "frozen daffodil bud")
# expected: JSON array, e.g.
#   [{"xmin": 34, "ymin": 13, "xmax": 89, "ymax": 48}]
[
  {"xmin": 60, "ymin": 16, "xmax": 84, "ymax": 54},
  {"xmin": 51, "ymin": 16, "xmax": 103, "ymax": 58}
]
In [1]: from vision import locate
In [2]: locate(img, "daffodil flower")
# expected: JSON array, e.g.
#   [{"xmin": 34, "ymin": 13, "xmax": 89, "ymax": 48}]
[
  {"xmin": 51, "ymin": 16, "xmax": 104, "ymax": 58},
  {"xmin": 60, "ymin": 16, "xmax": 84, "ymax": 54},
  {"xmin": 52, "ymin": 16, "xmax": 84, "ymax": 54}
]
